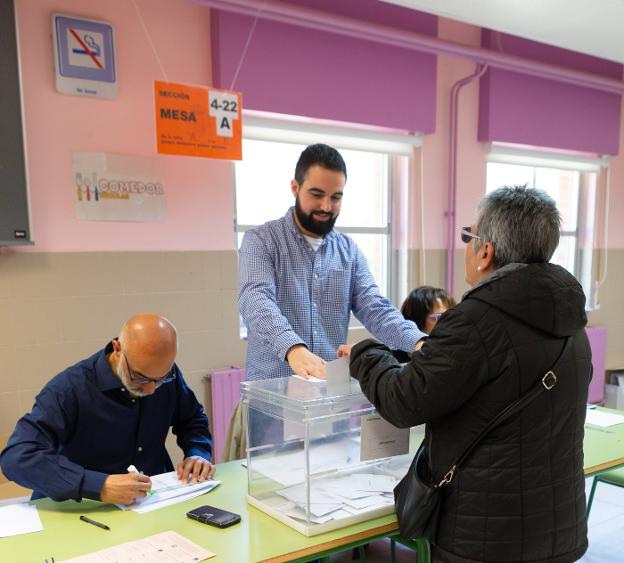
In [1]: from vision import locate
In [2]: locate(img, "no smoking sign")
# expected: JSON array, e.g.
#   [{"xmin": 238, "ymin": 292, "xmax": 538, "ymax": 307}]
[{"xmin": 52, "ymin": 14, "xmax": 117, "ymax": 99}]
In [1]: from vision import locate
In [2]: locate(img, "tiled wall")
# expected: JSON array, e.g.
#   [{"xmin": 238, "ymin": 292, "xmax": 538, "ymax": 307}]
[
  {"xmin": 0, "ymin": 251, "xmax": 245, "ymax": 438},
  {"xmin": 1, "ymin": 247, "xmax": 621, "ymax": 443},
  {"xmin": 587, "ymin": 249, "xmax": 624, "ymax": 369}
]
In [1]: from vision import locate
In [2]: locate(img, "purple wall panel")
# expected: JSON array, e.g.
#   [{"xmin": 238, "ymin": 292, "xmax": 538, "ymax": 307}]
[
  {"xmin": 284, "ymin": 0, "xmax": 438, "ymax": 35},
  {"xmin": 479, "ymin": 30, "xmax": 623, "ymax": 155},
  {"xmin": 211, "ymin": 8, "xmax": 437, "ymax": 132},
  {"xmin": 483, "ymin": 31, "xmax": 621, "ymax": 78}
]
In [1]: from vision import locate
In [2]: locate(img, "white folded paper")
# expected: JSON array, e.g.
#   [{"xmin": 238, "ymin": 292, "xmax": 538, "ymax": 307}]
[
  {"xmin": 116, "ymin": 471, "xmax": 220, "ymax": 513},
  {"xmin": 0, "ymin": 503, "xmax": 43, "ymax": 537}
]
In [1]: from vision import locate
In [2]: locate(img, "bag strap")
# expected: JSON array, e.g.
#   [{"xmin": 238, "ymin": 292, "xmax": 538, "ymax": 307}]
[{"xmin": 436, "ymin": 335, "xmax": 573, "ymax": 487}]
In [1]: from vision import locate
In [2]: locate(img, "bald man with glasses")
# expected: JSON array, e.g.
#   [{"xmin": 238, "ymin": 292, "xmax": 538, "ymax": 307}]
[{"xmin": 0, "ymin": 314, "xmax": 214, "ymax": 505}]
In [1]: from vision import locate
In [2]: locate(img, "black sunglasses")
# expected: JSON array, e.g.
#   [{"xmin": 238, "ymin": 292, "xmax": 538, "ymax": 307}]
[{"xmin": 460, "ymin": 226, "xmax": 481, "ymax": 244}]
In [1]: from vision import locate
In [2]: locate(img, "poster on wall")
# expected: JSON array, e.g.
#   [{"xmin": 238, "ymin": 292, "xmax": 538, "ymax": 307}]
[
  {"xmin": 73, "ymin": 152, "xmax": 166, "ymax": 222},
  {"xmin": 52, "ymin": 14, "xmax": 117, "ymax": 99},
  {"xmin": 154, "ymin": 81, "xmax": 242, "ymax": 160}
]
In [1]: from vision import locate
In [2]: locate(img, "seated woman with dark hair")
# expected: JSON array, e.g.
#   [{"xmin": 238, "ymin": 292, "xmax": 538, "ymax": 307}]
[
  {"xmin": 337, "ymin": 287, "xmax": 455, "ymax": 361},
  {"xmin": 401, "ymin": 286, "xmax": 456, "ymax": 334},
  {"xmin": 393, "ymin": 286, "xmax": 456, "ymax": 362}
]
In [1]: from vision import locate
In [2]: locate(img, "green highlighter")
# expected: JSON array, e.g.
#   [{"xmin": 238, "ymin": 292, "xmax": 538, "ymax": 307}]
[{"xmin": 127, "ymin": 464, "xmax": 154, "ymax": 496}]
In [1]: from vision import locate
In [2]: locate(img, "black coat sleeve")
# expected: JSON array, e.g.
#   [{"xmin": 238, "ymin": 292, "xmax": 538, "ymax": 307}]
[{"xmin": 349, "ymin": 307, "xmax": 490, "ymax": 428}]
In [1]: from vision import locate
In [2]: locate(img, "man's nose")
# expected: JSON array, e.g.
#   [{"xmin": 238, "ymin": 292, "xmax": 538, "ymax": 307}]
[{"xmin": 318, "ymin": 198, "xmax": 332, "ymax": 212}]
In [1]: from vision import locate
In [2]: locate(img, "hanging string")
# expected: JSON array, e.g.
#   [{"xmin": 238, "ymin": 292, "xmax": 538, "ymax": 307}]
[
  {"xmin": 131, "ymin": 0, "xmax": 169, "ymax": 82},
  {"xmin": 229, "ymin": 1, "xmax": 266, "ymax": 91}
]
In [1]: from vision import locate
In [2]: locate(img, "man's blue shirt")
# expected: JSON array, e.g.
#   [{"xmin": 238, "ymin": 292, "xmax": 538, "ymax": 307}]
[
  {"xmin": 0, "ymin": 341, "xmax": 212, "ymax": 502},
  {"xmin": 238, "ymin": 208, "xmax": 426, "ymax": 380}
]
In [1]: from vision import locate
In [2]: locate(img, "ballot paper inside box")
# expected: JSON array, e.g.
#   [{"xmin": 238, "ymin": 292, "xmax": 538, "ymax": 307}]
[{"xmin": 241, "ymin": 375, "xmax": 415, "ymax": 536}]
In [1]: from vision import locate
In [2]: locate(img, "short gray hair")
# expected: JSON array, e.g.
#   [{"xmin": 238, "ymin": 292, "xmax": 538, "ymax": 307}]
[{"xmin": 475, "ymin": 185, "xmax": 561, "ymax": 269}]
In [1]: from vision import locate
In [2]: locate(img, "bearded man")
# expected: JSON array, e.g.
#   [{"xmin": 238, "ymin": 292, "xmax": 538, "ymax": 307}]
[{"xmin": 238, "ymin": 143, "xmax": 426, "ymax": 382}]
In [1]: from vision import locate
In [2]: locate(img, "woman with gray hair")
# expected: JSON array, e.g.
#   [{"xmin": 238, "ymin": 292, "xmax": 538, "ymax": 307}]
[{"xmin": 349, "ymin": 185, "xmax": 591, "ymax": 562}]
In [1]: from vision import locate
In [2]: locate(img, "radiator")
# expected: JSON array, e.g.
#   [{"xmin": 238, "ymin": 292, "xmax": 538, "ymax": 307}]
[
  {"xmin": 205, "ymin": 366, "xmax": 246, "ymax": 463},
  {"xmin": 586, "ymin": 326, "xmax": 606, "ymax": 404}
]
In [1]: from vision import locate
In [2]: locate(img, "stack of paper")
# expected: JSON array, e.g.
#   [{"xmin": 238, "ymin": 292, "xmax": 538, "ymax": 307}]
[
  {"xmin": 586, "ymin": 408, "xmax": 624, "ymax": 428},
  {"xmin": 117, "ymin": 471, "xmax": 220, "ymax": 513},
  {"xmin": 274, "ymin": 472, "xmax": 398, "ymax": 523},
  {"xmin": 63, "ymin": 530, "xmax": 215, "ymax": 562},
  {"xmin": 0, "ymin": 502, "xmax": 43, "ymax": 537}
]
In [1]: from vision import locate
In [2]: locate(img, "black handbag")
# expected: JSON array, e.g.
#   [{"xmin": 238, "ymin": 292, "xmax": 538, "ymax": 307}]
[
  {"xmin": 393, "ymin": 336, "xmax": 573, "ymax": 541},
  {"xmin": 393, "ymin": 438, "xmax": 444, "ymax": 541}
]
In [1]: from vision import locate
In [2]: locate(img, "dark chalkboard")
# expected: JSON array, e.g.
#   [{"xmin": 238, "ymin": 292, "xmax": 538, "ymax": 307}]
[{"xmin": 0, "ymin": 0, "xmax": 32, "ymax": 245}]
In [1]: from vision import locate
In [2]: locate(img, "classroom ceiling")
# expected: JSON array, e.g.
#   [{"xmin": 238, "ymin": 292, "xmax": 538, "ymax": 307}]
[{"xmin": 382, "ymin": 0, "xmax": 624, "ymax": 64}]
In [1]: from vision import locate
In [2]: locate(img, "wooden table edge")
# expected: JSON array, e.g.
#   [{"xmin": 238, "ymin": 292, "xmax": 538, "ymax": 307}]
[
  {"xmin": 585, "ymin": 456, "xmax": 624, "ymax": 476},
  {"xmin": 257, "ymin": 522, "xmax": 400, "ymax": 563}
]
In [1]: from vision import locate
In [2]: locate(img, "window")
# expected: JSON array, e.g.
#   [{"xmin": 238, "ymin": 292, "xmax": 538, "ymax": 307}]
[
  {"xmin": 236, "ymin": 138, "xmax": 390, "ymax": 292},
  {"xmin": 234, "ymin": 116, "xmax": 421, "ymax": 334},
  {"xmin": 486, "ymin": 145, "xmax": 607, "ymax": 307}
]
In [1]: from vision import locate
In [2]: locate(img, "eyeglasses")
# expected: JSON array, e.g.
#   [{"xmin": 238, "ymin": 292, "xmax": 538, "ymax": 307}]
[
  {"xmin": 123, "ymin": 352, "xmax": 176, "ymax": 387},
  {"xmin": 460, "ymin": 226, "xmax": 481, "ymax": 244},
  {"xmin": 427, "ymin": 312, "xmax": 445, "ymax": 322}
]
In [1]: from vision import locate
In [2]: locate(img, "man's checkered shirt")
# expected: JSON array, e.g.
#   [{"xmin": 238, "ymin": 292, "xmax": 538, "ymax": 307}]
[{"xmin": 238, "ymin": 209, "xmax": 425, "ymax": 380}]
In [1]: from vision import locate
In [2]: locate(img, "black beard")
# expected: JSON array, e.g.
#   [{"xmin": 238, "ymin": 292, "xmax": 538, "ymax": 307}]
[{"xmin": 295, "ymin": 197, "xmax": 337, "ymax": 236}]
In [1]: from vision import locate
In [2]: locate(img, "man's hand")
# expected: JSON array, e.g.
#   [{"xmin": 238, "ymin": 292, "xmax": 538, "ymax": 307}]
[
  {"xmin": 100, "ymin": 472, "xmax": 152, "ymax": 505},
  {"xmin": 336, "ymin": 344, "xmax": 354, "ymax": 358},
  {"xmin": 414, "ymin": 338, "xmax": 427, "ymax": 351},
  {"xmin": 176, "ymin": 455, "xmax": 215, "ymax": 484},
  {"xmin": 286, "ymin": 345, "xmax": 326, "ymax": 379}
]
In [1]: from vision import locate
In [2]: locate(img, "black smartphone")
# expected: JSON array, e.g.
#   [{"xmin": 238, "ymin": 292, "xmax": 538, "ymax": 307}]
[{"xmin": 186, "ymin": 505, "xmax": 241, "ymax": 528}]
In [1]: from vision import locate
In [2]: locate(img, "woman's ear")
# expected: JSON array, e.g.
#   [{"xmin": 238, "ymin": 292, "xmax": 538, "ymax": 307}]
[{"xmin": 478, "ymin": 242, "xmax": 495, "ymax": 272}]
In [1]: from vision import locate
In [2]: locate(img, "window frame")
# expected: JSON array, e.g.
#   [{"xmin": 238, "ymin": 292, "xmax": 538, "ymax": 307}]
[
  {"xmin": 485, "ymin": 143, "xmax": 608, "ymax": 308},
  {"xmin": 234, "ymin": 112, "xmax": 422, "ymax": 329}
]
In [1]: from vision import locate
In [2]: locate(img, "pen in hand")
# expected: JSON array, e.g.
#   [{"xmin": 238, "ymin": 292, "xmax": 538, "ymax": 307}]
[
  {"xmin": 80, "ymin": 515, "xmax": 110, "ymax": 530},
  {"xmin": 127, "ymin": 464, "xmax": 154, "ymax": 496}
]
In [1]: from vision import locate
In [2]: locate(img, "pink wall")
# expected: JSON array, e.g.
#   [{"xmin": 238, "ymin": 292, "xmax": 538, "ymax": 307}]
[
  {"xmin": 421, "ymin": 18, "xmax": 624, "ymax": 251},
  {"xmin": 12, "ymin": 1, "xmax": 624, "ymax": 253},
  {"xmin": 14, "ymin": 0, "xmax": 235, "ymax": 252},
  {"xmin": 608, "ymin": 96, "xmax": 624, "ymax": 249},
  {"xmin": 419, "ymin": 18, "xmax": 487, "ymax": 250}
]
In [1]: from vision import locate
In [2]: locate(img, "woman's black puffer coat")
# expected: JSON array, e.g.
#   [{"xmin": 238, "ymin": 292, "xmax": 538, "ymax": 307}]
[{"xmin": 350, "ymin": 263, "xmax": 591, "ymax": 563}]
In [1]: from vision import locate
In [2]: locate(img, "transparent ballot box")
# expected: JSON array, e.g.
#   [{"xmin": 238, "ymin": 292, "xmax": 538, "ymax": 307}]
[{"xmin": 242, "ymin": 376, "xmax": 416, "ymax": 536}]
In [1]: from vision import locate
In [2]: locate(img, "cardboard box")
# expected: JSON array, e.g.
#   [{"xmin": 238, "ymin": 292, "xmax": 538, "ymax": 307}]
[{"xmin": 604, "ymin": 369, "xmax": 624, "ymax": 410}]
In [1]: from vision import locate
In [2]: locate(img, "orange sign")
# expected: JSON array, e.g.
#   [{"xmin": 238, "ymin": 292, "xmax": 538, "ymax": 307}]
[{"xmin": 154, "ymin": 81, "xmax": 242, "ymax": 160}]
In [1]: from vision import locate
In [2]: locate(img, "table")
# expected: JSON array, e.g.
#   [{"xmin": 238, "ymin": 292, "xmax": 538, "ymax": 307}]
[
  {"xmin": 2, "ymin": 407, "xmax": 623, "ymax": 563},
  {"xmin": 0, "ymin": 460, "xmax": 409, "ymax": 563},
  {"xmin": 583, "ymin": 407, "xmax": 624, "ymax": 475}
]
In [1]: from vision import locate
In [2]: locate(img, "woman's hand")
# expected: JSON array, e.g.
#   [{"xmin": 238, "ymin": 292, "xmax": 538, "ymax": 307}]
[{"xmin": 337, "ymin": 344, "xmax": 354, "ymax": 358}]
